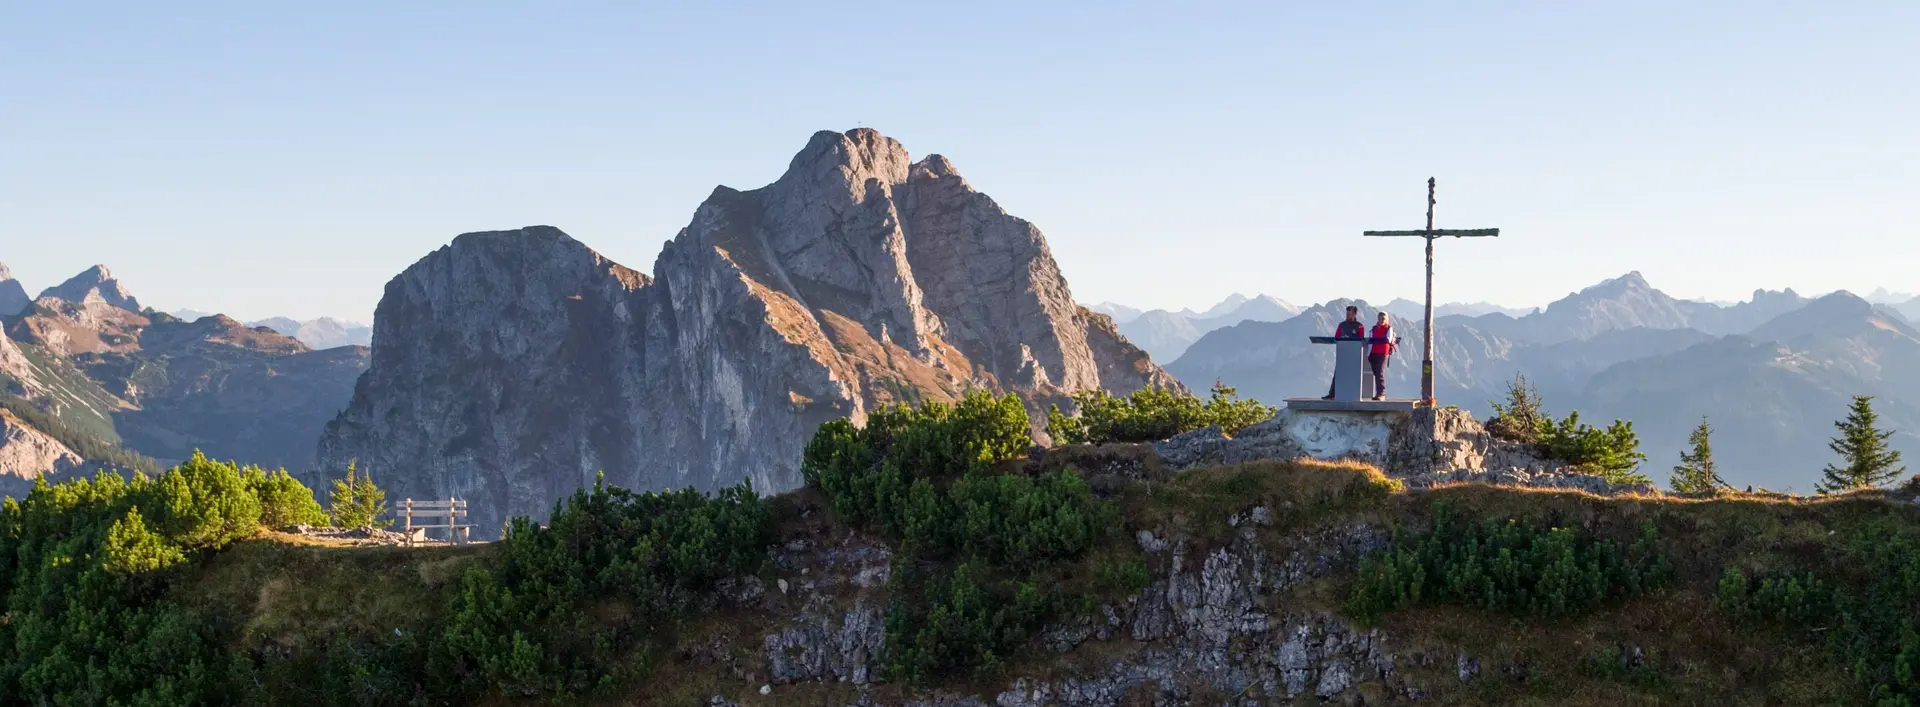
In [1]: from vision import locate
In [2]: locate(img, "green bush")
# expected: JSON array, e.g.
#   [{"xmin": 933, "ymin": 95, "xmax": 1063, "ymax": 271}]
[
  {"xmin": 1535, "ymin": 411, "xmax": 1650, "ymax": 485},
  {"xmin": 1714, "ymin": 518, "xmax": 1920, "ymax": 703},
  {"xmin": 0, "ymin": 453, "xmax": 295, "ymax": 704},
  {"xmin": 1483, "ymin": 377, "xmax": 1649, "ymax": 484},
  {"xmin": 1348, "ymin": 506, "xmax": 1671, "ymax": 621},
  {"xmin": 885, "ymin": 560, "xmax": 1051, "ymax": 682},
  {"xmin": 440, "ymin": 475, "xmax": 769, "ymax": 697},
  {"xmin": 802, "ymin": 391, "xmax": 1135, "ymax": 682},
  {"xmin": 803, "ymin": 391, "xmax": 1033, "ymax": 533},
  {"xmin": 1045, "ymin": 382, "xmax": 1275, "ymax": 445},
  {"xmin": 246, "ymin": 466, "xmax": 329, "ymax": 528}
]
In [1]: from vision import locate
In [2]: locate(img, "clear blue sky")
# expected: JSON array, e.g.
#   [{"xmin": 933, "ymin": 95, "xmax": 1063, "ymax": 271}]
[{"xmin": 4, "ymin": 2, "xmax": 1916, "ymax": 322}]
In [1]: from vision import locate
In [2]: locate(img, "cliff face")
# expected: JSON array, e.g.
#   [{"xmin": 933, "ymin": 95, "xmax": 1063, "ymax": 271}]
[
  {"xmin": 0, "ymin": 410, "xmax": 85, "ymax": 498},
  {"xmin": 318, "ymin": 128, "xmax": 1180, "ymax": 532},
  {"xmin": 0, "ymin": 263, "xmax": 28, "ymax": 316}
]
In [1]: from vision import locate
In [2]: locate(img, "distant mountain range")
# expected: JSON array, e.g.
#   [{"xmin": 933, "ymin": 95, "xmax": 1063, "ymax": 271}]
[
  {"xmin": 1160, "ymin": 272, "xmax": 1919, "ymax": 492},
  {"xmin": 0, "ymin": 264, "xmax": 368, "ymax": 494},
  {"xmin": 171, "ymin": 311, "xmax": 373, "ymax": 350},
  {"xmin": 1087, "ymin": 294, "xmax": 1301, "ymax": 361}
]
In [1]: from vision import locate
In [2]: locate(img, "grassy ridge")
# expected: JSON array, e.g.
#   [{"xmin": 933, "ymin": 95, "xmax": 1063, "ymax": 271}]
[{"xmin": 5, "ymin": 389, "xmax": 1920, "ymax": 704}]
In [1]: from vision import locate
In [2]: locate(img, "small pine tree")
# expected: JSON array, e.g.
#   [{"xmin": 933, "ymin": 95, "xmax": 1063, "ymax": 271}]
[
  {"xmin": 1488, "ymin": 373, "xmax": 1546, "ymax": 443},
  {"xmin": 1670, "ymin": 416, "xmax": 1728, "ymax": 496},
  {"xmin": 329, "ymin": 462, "xmax": 391, "ymax": 528},
  {"xmin": 1816, "ymin": 395, "xmax": 1906, "ymax": 493}
]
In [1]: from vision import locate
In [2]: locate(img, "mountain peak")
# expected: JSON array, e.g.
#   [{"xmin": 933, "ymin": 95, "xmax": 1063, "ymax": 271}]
[
  {"xmin": 1582, "ymin": 271, "xmax": 1652, "ymax": 295},
  {"xmin": 0, "ymin": 263, "xmax": 26, "ymax": 316},
  {"xmin": 783, "ymin": 128, "xmax": 914, "ymax": 190},
  {"xmin": 38, "ymin": 264, "xmax": 141, "ymax": 312},
  {"xmin": 1198, "ymin": 293, "xmax": 1253, "ymax": 319}
]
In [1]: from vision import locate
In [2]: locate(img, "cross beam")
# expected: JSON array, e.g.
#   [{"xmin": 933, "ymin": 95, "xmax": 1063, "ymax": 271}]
[{"xmin": 1362, "ymin": 178, "xmax": 1500, "ymax": 407}]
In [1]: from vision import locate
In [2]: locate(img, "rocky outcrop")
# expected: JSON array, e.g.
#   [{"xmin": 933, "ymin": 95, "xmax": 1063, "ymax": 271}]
[
  {"xmin": 0, "ymin": 327, "xmax": 34, "ymax": 394},
  {"xmin": 0, "ymin": 263, "xmax": 28, "ymax": 316},
  {"xmin": 745, "ymin": 518, "xmax": 1446, "ymax": 705},
  {"xmin": 1155, "ymin": 407, "xmax": 1657, "ymax": 496},
  {"xmin": 0, "ymin": 409, "xmax": 86, "ymax": 498},
  {"xmin": 38, "ymin": 264, "xmax": 141, "ymax": 312},
  {"xmin": 318, "ymin": 129, "xmax": 1179, "ymax": 533},
  {"xmin": 7, "ymin": 296, "xmax": 150, "ymax": 357}
]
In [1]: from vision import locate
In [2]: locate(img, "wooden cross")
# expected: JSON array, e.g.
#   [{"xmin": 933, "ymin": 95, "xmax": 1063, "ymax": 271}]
[{"xmin": 1362, "ymin": 177, "xmax": 1500, "ymax": 407}]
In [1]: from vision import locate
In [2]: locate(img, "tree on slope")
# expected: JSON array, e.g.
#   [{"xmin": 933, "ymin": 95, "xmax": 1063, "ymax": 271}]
[
  {"xmin": 329, "ymin": 461, "xmax": 391, "ymax": 528},
  {"xmin": 1816, "ymin": 395, "xmax": 1906, "ymax": 493},
  {"xmin": 1670, "ymin": 416, "xmax": 1728, "ymax": 496}
]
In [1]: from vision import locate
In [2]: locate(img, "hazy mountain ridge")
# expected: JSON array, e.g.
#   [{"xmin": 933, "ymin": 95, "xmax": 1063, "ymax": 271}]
[
  {"xmin": 1108, "ymin": 293, "xmax": 1300, "ymax": 361},
  {"xmin": 1168, "ymin": 275, "xmax": 1920, "ymax": 491},
  {"xmin": 0, "ymin": 271, "xmax": 368, "ymax": 485},
  {"xmin": 172, "ymin": 311, "xmax": 374, "ymax": 350}
]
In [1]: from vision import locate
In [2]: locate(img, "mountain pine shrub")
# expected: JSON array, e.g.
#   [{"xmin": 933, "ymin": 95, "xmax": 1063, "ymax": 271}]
[
  {"xmin": 1714, "ymin": 516, "xmax": 1920, "ymax": 703},
  {"xmin": 1535, "ymin": 411, "xmax": 1650, "ymax": 485},
  {"xmin": 440, "ymin": 474, "xmax": 769, "ymax": 697},
  {"xmin": 1045, "ymin": 381, "xmax": 1275, "ymax": 445},
  {"xmin": 1348, "ymin": 505, "xmax": 1671, "ymax": 621},
  {"xmin": 803, "ymin": 391, "xmax": 1135, "ymax": 682}
]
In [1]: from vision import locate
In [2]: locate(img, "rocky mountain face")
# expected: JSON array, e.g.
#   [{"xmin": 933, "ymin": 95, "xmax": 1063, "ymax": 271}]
[
  {"xmin": 0, "ymin": 409, "xmax": 84, "ymax": 499},
  {"xmin": 1113, "ymin": 294, "xmax": 1300, "ymax": 361},
  {"xmin": 318, "ymin": 128, "xmax": 1179, "ymax": 533},
  {"xmin": 0, "ymin": 264, "xmax": 28, "ymax": 316},
  {"xmin": 38, "ymin": 264, "xmax": 141, "ymax": 312},
  {"xmin": 0, "ymin": 270, "xmax": 367, "ymax": 484}
]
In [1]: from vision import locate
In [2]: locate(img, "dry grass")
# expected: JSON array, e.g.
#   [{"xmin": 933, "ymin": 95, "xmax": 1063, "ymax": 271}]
[{"xmin": 175, "ymin": 537, "xmax": 485, "ymax": 653}]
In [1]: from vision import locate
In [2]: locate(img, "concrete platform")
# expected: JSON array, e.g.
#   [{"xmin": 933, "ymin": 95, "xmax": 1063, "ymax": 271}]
[{"xmin": 1284, "ymin": 397, "xmax": 1420, "ymax": 413}]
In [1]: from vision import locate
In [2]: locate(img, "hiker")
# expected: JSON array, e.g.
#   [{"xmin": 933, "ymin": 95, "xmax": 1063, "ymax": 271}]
[
  {"xmin": 1322, "ymin": 306, "xmax": 1366, "ymax": 399},
  {"xmin": 1369, "ymin": 312, "xmax": 1396, "ymax": 400}
]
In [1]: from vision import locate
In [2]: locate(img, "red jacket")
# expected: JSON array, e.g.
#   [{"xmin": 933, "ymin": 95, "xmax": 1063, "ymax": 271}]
[{"xmin": 1370, "ymin": 324, "xmax": 1395, "ymax": 355}]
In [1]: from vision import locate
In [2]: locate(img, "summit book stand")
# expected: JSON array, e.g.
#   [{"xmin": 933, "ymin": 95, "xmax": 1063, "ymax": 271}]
[{"xmin": 1285, "ymin": 335, "xmax": 1417, "ymax": 412}]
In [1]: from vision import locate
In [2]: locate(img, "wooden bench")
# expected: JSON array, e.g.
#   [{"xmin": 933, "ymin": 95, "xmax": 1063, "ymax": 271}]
[{"xmin": 400, "ymin": 498, "xmax": 473, "ymax": 546}]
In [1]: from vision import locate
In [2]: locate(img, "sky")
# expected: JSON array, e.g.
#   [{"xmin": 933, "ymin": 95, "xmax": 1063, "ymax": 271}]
[{"xmin": 4, "ymin": 2, "xmax": 1917, "ymax": 323}]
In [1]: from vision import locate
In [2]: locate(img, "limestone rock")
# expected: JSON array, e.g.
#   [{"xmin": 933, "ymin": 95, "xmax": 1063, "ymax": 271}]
[
  {"xmin": 0, "ymin": 263, "xmax": 28, "ymax": 316},
  {"xmin": 318, "ymin": 129, "xmax": 1180, "ymax": 533},
  {"xmin": 38, "ymin": 264, "xmax": 141, "ymax": 312},
  {"xmin": 1155, "ymin": 406, "xmax": 1657, "ymax": 497},
  {"xmin": 0, "ymin": 326, "xmax": 34, "ymax": 394},
  {"xmin": 0, "ymin": 409, "xmax": 86, "ymax": 499}
]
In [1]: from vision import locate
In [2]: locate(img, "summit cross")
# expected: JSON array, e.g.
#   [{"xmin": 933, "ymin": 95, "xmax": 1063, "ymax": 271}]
[{"xmin": 1362, "ymin": 177, "xmax": 1501, "ymax": 407}]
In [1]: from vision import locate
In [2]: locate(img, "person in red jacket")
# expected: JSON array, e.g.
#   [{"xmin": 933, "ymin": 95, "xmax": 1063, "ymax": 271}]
[
  {"xmin": 1322, "ymin": 306, "xmax": 1366, "ymax": 399},
  {"xmin": 1368, "ymin": 312, "xmax": 1396, "ymax": 400}
]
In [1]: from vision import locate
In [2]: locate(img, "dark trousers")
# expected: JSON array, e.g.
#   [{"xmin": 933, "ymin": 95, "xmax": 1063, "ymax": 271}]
[{"xmin": 1327, "ymin": 354, "xmax": 1392, "ymax": 398}]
